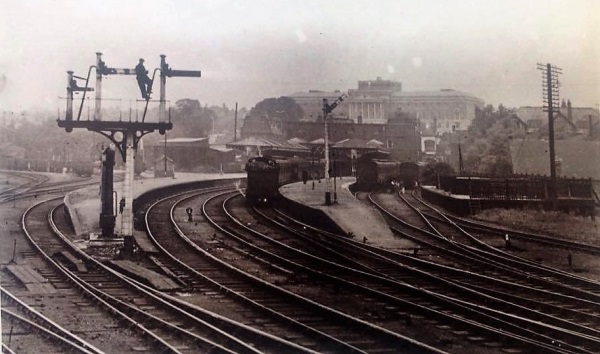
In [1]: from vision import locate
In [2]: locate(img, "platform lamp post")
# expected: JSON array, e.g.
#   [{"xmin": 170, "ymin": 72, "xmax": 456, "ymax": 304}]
[{"xmin": 311, "ymin": 147, "xmax": 316, "ymax": 190}]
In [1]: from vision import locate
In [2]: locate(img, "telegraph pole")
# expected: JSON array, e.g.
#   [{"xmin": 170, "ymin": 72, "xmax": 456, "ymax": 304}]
[
  {"xmin": 323, "ymin": 99, "xmax": 331, "ymax": 206},
  {"xmin": 537, "ymin": 63, "xmax": 562, "ymax": 210}
]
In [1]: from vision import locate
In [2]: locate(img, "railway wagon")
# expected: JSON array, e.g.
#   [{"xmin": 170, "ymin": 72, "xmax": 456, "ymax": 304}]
[
  {"xmin": 355, "ymin": 151, "xmax": 400, "ymax": 190},
  {"xmin": 398, "ymin": 161, "xmax": 424, "ymax": 189}
]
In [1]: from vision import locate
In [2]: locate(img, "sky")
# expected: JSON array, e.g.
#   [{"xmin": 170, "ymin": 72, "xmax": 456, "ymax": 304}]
[{"xmin": 1, "ymin": 0, "xmax": 599, "ymax": 115}]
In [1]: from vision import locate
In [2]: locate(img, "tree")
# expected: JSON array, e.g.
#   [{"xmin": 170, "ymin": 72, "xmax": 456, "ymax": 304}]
[
  {"xmin": 208, "ymin": 103, "xmax": 248, "ymax": 137},
  {"xmin": 420, "ymin": 162, "xmax": 455, "ymax": 186},
  {"xmin": 459, "ymin": 104, "xmax": 524, "ymax": 175},
  {"xmin": 470, "ymin": 104, "xmax": 497, "ymax": 135},
  {"xmin": 170, "ymin": 99, "xmax": 216, "ymax": 138},
  {"xmin": 249, "ymin": 96, "xmax": 304, "ymax": 121}
]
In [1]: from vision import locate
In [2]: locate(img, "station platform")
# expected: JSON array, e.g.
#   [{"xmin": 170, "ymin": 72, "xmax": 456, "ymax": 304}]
[
  {"xmin": 279, "ymin": 177, "xmax": 406, "ymax": 249},
  {"xmin": 65, "ymin": 172, "xmax": 245, "ymax": 237}
]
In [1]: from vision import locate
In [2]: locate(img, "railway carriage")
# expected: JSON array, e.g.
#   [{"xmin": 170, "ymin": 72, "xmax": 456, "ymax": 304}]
[
  {"xmin": 355, "ymin": 151, "xmax": 400, "ymax": 190},
  {"xmin": 398, "ymin": 161, "xmax": 425, "ymax": 189},
  {"xmin": 245, "ymin": 155, "xmax": 326, "ymax": 205}
]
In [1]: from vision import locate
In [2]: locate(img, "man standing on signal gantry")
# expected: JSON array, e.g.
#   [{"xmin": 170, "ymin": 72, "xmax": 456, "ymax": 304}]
[{"xmin": 135, "ymin": 58, "xmax": 152, "ymax": 99}]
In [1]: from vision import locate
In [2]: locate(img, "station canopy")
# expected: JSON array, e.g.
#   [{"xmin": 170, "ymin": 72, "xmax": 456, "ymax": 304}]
[{"xmin": 226, "ymin": 136, "xmax": 309, "ymax": 154}]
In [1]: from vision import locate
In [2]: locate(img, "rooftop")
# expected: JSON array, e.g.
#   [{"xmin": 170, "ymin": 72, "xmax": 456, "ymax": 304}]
[{"xmin": 226, "ymin": 136, "xmax": 308, "ymax": 152}]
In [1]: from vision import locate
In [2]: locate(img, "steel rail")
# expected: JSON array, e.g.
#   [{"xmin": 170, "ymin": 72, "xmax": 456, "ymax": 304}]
[
  {"xmin": 45, "ymin": 202, "xmax": 258, "ymax": 354},
  {"xmin": 1, "ymin": 286, "xmax": 105, "ymax": 354},
  {"xmin": 217, "ymin": 191, "xmax": 586, "ymax": 353}
]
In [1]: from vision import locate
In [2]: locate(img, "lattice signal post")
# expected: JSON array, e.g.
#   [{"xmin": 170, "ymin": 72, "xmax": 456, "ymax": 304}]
[
  {"xmin": 322, "ymin": 94, "xmax": 347, "ymax": 206},
  {"xmin": 537, "ymin": 62, "xmax": 562, "ymax": 210},
  {"xmin": 58, "ymin": 52, "xmax": 201, "ymax": 240}
]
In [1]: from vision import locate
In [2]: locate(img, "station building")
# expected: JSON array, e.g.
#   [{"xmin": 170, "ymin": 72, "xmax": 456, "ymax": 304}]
[
  {"xmin": 145, "ymin": 137, "xmax": 237, "ymax": 173},
  {"xmin": 239, "ymin": 111, "xmax": 422, "ymax": 162}
]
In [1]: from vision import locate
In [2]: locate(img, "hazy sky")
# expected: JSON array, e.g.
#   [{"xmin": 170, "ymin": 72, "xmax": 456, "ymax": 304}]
[{"xmin": 1, "ymin": 0, "xmax": 598, "ymax": 114}]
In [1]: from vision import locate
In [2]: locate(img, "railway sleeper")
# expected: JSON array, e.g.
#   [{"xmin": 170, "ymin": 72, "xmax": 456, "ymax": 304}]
[{"xmin": 52, "ymin": 251, "xmax": 87, "ymax": 273}]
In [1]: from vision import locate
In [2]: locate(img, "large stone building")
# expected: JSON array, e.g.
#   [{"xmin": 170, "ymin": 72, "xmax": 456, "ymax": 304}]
[{"xmin": 288, "ymin": 77, "xmax": 485, "ymax": 134}]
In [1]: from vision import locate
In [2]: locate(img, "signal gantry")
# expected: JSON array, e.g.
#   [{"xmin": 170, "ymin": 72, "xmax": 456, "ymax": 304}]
[{"xmin": 57, "ymin": 52, "xmax": 201, "ymax": 241}]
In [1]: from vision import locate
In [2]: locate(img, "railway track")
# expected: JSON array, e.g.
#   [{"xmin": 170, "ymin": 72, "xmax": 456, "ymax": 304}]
[
  {"xmin": 18, "ymin": 196, "xmax": 289, "ymax": 353},
  {"xmin": 386, "ymin": 192, "xmax": 600, "ymax": 286},
  {"xmin": 141, "ymin": 186, "xmax": 328, "ymax": 353},
  {"xmin": 1, "ymin": 286, "xmax": 105, "ymax": 354},
  {"xmin": 211, "ymin": 191, "xmax": 600, "ymax": 353},
  {"xmin": 143, "ymin": 186, "xmax": 441, "ymax": 353},
  {"xmin": 386, "ymin": 191, "xmax": 600, "ymax": 296},
  {"xmin": 220, "ymin": 189, "xmax": 600, "ymax": 353},
  {"xmin": 0, "ymin": 170, "xmax": 102, "ymax": 204},
  {"xmin": 332, "ymin": 191, "xmax": 600, "ymax": 350},
  {"xmin": 2, "ymin": 197, "xmax": 154, "ymax": 353},
  {"xmin": 8, "ymin": 177, "xmax": 599, "ymax": 353},
  {"xmin": 0, "ymin": 170, "xmax": 51, "ymax": 202},
  {"xmin": 425, "ymin": 209, "xmax": 600, "ymax": 256}
]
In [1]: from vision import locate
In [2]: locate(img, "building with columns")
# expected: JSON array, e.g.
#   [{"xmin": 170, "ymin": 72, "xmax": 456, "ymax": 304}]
[
  {"xmin": 288, "ymin": 77, "xmax": 484, "ymax": 134},
  {"xmin": 389, "ymin": 90, "xmax": 485, "ymax": 134}
]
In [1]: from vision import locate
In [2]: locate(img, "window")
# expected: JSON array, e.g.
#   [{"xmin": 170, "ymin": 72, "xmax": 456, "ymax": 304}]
[{"xmin": 424, "ymin": 139, "xmax": 436, "ymax": 153}]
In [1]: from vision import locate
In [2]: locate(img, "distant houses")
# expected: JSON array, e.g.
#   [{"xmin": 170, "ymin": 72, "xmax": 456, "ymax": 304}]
[
  {"xmin": 516, "ymin": 100, "xmax": 600, "ymax": 137},
  {"xmin": 509, "ymin": 139, "xmax": 600, "ymax": 179}
]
